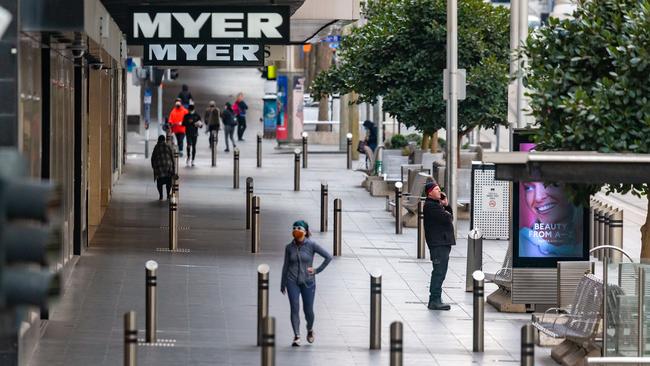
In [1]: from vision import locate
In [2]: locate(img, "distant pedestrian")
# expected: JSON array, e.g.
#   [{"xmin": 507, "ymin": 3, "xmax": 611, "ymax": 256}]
[
  {"xmin": 234, "ymin": 92, "xmax": 249, "ymax": 141},
  {"xmin": 204, "ymin": 101, "xmax": 221, "ymax": 146},
  {"xmin": 177, "ymin": 84, "xmax": 193, "ymax": 108},
  {"xmin": 423, "ymin": 180, "xmax": 455, "ymax": 311},
  {"xmin": 281, "ymin": 220, "xmax": 332, "ymax": 347},
  {"xmin": 221, "ymin": 102, "xmax": 237, "ymax": 152},
  {"xmin": 182, "ymin": 105, "xmax": 203, "ymax": 167},
  {"xmin": 150, "ymin": 135, "xmax": 175, "ymax": 200},
  {"xmin": 168, "ymin": 99, "xmax": 188, "ymax": 157}
]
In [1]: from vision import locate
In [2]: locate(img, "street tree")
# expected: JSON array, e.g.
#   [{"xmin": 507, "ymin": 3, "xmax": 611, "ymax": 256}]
[
  {"xmin": 311, "ymin": 0, "xmax": 511, "ymax": 140},
  {"xmin": 523, "ymin": 0, "xmax": 650, "ymax": 258}
]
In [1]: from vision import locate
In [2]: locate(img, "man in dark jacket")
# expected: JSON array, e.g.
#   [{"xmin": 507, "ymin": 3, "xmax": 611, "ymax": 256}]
[
  {"xmin": 221, "ymin": 102, "xmax": 237, "ymax": 152},
  {"xmin": 204, "ymin": 101, "xmax": 221, "ymax": 146},
  {"xmin": 423, "ymin": 180, "xmax": 455, "ymax": 310},
  {"xmin": 151, "ymin": 135, "xmax": 176, "ymax": 200},
  {"xmin": 182, "ymin": 105, "xmax": 202, "ymax": 166}
]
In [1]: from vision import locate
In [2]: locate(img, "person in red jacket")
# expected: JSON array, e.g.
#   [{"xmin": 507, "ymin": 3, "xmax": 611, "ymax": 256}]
[{"xmin": 168, "ymin": 98, "xmax": 188, "ymax": 156}]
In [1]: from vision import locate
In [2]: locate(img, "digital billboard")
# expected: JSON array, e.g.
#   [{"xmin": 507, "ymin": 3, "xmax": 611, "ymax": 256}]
[{"xmin": 512, "ymin": 131, "xmax": 590, "ymax": 267}]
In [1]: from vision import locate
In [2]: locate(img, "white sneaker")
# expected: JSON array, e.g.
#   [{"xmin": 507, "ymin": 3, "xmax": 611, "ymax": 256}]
[
  {"xmin": 191, "ymin": 160, "xmax": 195, "ymax": 167},
  {"xmin": 186, "ymin": 157, "xmax": 190, "ymax": 166},
  {"xmin": 291, "ymin": 336, "xmax": 301, "ymax": 347}
]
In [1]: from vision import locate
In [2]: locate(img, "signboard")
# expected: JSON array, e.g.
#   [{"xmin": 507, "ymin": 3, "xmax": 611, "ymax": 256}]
[
  {"xmin": 470, "ymin": 163, "xmax": 510, "ymax": 240},
  {"xmin": 128, "ymin": 6, "xmax": 290, "ymax": 66},
  {"xmin": 291, "ymin": 76, "xmax": 305, "ymax": 140},
  {"xmin": 276, "ymin": 75, "xmax": 288, "ymax": 141},
  {"xmin": 512, "ymin": 131, "xmax": 589, "ymax": 268}
]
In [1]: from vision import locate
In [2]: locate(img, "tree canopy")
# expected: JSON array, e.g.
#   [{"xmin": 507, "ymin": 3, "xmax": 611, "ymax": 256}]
[
  {"xmin": 311, "ymin": 0, "xmax": 511, "ymax": 136},
  {"xmin": 523, "ymin": 0, "xmax": 650, "ymax": 204}
]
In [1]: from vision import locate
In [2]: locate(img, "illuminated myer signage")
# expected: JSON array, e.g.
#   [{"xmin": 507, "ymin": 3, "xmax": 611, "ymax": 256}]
[{"xmin": 128, "ymin": 6, "xmax": 290, "ymax": 66}]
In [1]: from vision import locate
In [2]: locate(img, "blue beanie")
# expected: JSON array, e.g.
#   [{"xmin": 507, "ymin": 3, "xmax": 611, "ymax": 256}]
[{"xmin": 292, "ymin": 220, "xmax": 309, "ymax": 231}]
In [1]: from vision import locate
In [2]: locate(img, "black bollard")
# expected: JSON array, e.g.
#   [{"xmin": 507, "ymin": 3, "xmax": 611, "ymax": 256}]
[
  {"xmin": 302, "ymin": 132, "xmax": 309, "ymax": 169},
  {"xmin": 233, "ymin": 148, "xmax": 240, "ymax": 189},
  {"xmin": 320, "ymin": 182, "xmax": 328, "ymax": 232},
  {"xmin": 257, "ymin": 264, "xmax": 270, "ymax": 347},
  {"xmin": 521, "ymin": 323, "xmax": 535, "ymax": 366},
  {"xmin": 395, "ymin": 182, "xmax": 403, "ymax": 234},
  {"xmin": 257, "ymin": 133, "xmax": 262, "ymax": 168},
  {"xmin": 168, "ymin": 193, "xmax": 178, "ymax": 251},
  {"xmin": 466, "ymin": 229, "xmax": 483, "ymax": 292},
  {"xmin": 417, "ymin": 199, "xmax": 426, "ymax": 259},
  {"xmin": 293, "ymin": 148, "xmax": 301, "ymax": 191},
  {"xmin": 473, "ymin": 270, "xmax": 485, "ymax": 352},
  {"xmin": 346, "ymin": 133, "xmax": 353, "ymax": 169},
  {"xmin": 370, "ymin": 270, "xmax": 382, "ymax": 350},
  {"xmin": 251, "ymin": 196, "xmax": 261, "ymax": 253},
  {"xmin": 210, "ymin": 130, "xmax": 217, "ymax": 167},
  {"xmin": 246, "ymin": 177, "xmax": 254, "ymax": 230},
  {"xmin": 261, "ymin": 317, "xmax": 275, "ymax": 366},
  {"xmin": 333, "ymin": 198, "xmax": 342, "ymax": 256},
  {"xmin": 124, "ymin": 311, "xmax": 137, "ymax": 366},
  {"xmin": 145, "ymin": 260, "xmax": 158, "ymax": 343},
  {"xmin": 390, "ymin": 321, "xmax": 403, "ymax": 366}
]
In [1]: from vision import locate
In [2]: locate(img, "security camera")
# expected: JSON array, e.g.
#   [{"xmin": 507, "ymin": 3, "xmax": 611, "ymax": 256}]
[{"xmin": 90, "ymin": 62, "xmax": 104, "ymax": 71}]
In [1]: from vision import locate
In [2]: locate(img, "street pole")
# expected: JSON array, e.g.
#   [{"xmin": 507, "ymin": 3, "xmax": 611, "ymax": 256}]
[{"xmin": 445, "ymin": 0, "xmax": 459, "ymax": 232}]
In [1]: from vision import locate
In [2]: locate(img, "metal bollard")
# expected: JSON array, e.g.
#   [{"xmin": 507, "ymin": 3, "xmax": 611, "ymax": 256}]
[
  {"xmin": 302, "ymin": 132, "xmax": 308, "ymax": 169},
  {"xmin": 144, "ymin": 139, "xmax": 149, "ymax": 159},
  {"xmin": 173, "ymin": 148, "xmax": 179, "ymax": 176},
  {"xmin": 604, "ymin": 206, "xmax": 612, "ymax": 263},
  {"xmin": 251, "ymin": 196, "xmax": 261, "ymax": 253},
  {"xmin": 168, "ymin": 194, "xmax": 178, "ymax": 251},
  {"xmin": 417, "ymin": 199, "xmax": 426, "ymax": 259},
  {"xmin": 394, "ymin": 182, "xmax": 403, "ymax": 234},
  {"xmin": 333, "ymin": 198, "xmax": 342, "ymax": 256},
  {"xmin": 390, "ymin": 321, "xmax": 403, "ymax": 366},
  {"xmin": 320, "ymin": 182, "xmax": 328, "ymax": 232},
  {"xmin": 293, "ymin": 148, "xmax": 301, "ymax": 191},
  {"xmin": 172, "ymin": 177, "xmax": 179, "ymax": 204},
  {"xmin": 261, "ymin": 316, "xmax": 275, "ymax": 366},
  {"xmin": 346, "ymin": 133, "xmax": 353, "ymax": 170},
  {"xmin": 257, "ymin": 264, "xmax": 270, "ymax": 347},
  {"xmin": 597, "ymin": 206, "xmax": 605, "ymax": 261},
  {"xmin": 233, "ymin": 148, "xmax": 240, "ymax": 189},
  {"xmin": 257, "ymin": 133, "xmax": 262, "ymax": 168},
  {"xmin": 473, "ymin": 270, "xmax": 485, "ymax": 352},
  {"xmin": 246, "ymin": 177, "xmax": 254, "ymax": 230},
  {"xmin": 466, "ymin": 229, "xmax": 484, "ymax": 292},
  {"xmin": 609, "ymin": 209, "xmax": 624, "ymax": 264},
  {"xmin": 370, "ymin": 270, "xmax": 382, "ymax": 350},
  {"xmin": 210, "ymin": 130, "xmax": 217, "ymax": 167},
  {"xmin": 145, "ymin": 260, "xmax": 158, "ymax": 343},
  {"xmin": 638, "ymin": 266, "xmax": 646, "ymax": 357},
  {"xmin": 124, "ymin": 311, "xmax": 137, "ymax": 366},
  {"xmin": 521, "ymin": 323, "xmax": 535, "ymax": 366}
]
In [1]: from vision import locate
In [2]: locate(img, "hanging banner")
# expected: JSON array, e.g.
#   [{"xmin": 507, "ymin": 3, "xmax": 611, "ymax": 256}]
[{"xmin": 128, "ymin": 6, "xmax": 290, "ymax": 66}]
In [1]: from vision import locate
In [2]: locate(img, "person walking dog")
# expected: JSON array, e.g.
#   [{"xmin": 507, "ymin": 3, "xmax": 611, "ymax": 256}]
[{"xmin": 281, "ymin": 220, "xmax": 332, "ymax": 347}]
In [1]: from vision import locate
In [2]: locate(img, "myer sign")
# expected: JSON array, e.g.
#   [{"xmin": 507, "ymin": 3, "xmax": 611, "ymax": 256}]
[{"xmin": 128, "ymin": 6, "xmax": 290, "ymax": 66}]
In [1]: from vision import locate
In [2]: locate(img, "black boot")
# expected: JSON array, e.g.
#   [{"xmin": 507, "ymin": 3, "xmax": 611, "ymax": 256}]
[{"xmin": 427, "ymin": 297, "xmax": 451, "ymax": 311}]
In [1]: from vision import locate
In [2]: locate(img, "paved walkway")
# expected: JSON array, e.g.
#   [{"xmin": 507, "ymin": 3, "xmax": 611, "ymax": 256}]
[{"xmin": 29, "ymin": 123, "xmax": 556, "ymax": 366}]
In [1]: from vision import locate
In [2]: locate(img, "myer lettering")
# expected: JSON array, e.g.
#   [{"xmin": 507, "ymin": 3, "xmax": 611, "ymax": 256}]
[{"xmin": 128, "ymin": 6, "xmax": 290, "ymax": 66}]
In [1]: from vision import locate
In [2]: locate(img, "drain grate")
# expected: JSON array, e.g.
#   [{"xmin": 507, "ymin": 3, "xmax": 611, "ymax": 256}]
[
  {"xmin": 159, "ymin": 225, "xmax": 191, "ymax": 230},
  {"xmin": 360, "ymin": 247, "xmax": 402, "ymax": 250},
  {"xmin": 156, "ymin": 248, "xmax": 191, "ymax": 253},
  {"xmin": 138, "ymin": 338, "xmax": 176, "ymax": 347}
]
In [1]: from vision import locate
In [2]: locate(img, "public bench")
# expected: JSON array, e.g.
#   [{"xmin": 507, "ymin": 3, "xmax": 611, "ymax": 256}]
[{"xmin": 532, "ymin": 274, "xmax": 603, "ymax": 365}]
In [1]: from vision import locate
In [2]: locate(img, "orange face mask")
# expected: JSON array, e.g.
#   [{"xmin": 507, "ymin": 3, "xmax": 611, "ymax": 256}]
[{"xmin": 292, "ymin": 229, "xmax": 305, "ymax": 241}]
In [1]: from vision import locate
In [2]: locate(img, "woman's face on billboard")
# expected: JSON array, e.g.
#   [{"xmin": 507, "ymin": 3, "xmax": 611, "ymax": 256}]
[{"xmin": 523, "ymin": 182, "xmax": 572, "ymax": 224}]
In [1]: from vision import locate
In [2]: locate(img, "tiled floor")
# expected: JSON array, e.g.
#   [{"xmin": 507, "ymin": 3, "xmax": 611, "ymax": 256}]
[{"xmin": 28, "ymin": 123, "xmax": 557, "ymax": 365}]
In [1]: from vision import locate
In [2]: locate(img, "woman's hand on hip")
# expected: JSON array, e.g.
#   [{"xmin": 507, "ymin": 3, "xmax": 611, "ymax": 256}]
[{"xmin": 307, "ymin": 267, "xmax": 315, "ymax": 275}]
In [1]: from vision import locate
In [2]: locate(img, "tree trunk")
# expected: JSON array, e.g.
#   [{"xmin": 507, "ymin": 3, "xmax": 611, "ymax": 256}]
[
  {"xmin": 430, "ymin": 132, "xmax": 438, "ymax": 153},
  {"xmin": 315, "ymin": 43, "xmax": 333, "ymax": 132},
  {"xmin": 421, "ymin": 134, "xmax": 431, "ymax": 150},
  {"xmin": 641, "ymin": 198, "xmax": 650, "ymax": 262}
]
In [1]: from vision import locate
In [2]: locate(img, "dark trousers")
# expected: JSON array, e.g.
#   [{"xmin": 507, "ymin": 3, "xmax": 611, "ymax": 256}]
[
  {"xmin": 186, "ymin": 135, "xmax": 197, "ymax": 160},
  {"xmin": 224, "ymin": 125, "xmax": 236, "ymax": 150},
  {"xmin": 286, "ymin": 281, "xmax": 316, "ymax": 337},
  {"xmin": 175, "ymin": 133, "xmax": 185, "ymax": 153},
  {"xmin": 237, "ymin": 116, "xmax": 247, "ymax": 140},
  {"xmin": 428, "ymin": 245, "xmax": 451, "ymax": 301},
  {"xmin": 156, "ymin": 176, "xmax": 172, "ymax": 199}
]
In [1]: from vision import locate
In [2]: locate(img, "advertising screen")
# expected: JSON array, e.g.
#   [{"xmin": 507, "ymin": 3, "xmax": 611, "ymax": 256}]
[{"xmin": 513, "ymin": 131, "xmax": 589, "ymax": 267}]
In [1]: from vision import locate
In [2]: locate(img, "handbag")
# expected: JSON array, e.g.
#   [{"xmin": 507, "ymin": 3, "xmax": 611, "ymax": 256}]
[{"xmin": 357, "ymin": 140, "xmax": 367, "ymax": 153}]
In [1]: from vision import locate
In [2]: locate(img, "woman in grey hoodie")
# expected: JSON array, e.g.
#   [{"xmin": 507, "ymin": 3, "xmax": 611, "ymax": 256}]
[{"xmin": 281, "ymin": 220, "xmax": 332, "ymax": 347}]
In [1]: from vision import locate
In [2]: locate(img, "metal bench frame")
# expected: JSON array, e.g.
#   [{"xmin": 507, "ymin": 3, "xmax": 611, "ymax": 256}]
[
  {"xmin": 485, "ymin": 242, "xmax": 513, "ymax": 290},
  {"xmin": 532, "ymin": 274, "xmax": 603, "ymax": 343}
]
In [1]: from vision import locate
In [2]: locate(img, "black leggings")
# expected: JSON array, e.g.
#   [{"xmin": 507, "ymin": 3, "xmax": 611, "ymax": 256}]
[
  {"xmin": 156, "ymin": 176, "xmax": 172, "ymax": 198},
  {"xmin": 186, "ymin": 135, "xmax": 197, "ymax": 160}
]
